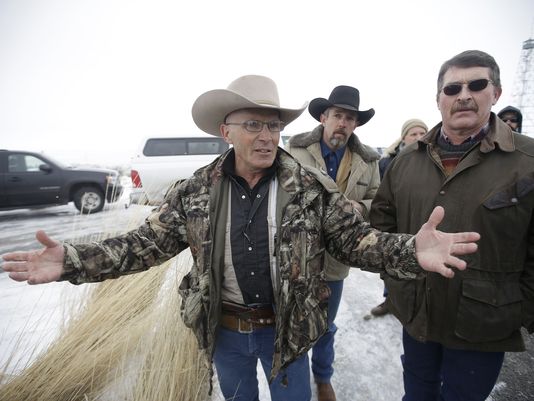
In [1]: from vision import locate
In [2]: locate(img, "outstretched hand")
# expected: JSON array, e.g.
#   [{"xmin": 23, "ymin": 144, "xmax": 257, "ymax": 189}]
[
  {"xmin": 1, "ymin": 230, "xmax": 65, "ymax": 284},
  {"xmin": 415, "ymin": 206, "xmax": 480, "ymax": 278}
]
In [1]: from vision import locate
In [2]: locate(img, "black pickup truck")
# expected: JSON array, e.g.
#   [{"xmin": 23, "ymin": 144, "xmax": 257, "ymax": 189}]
[{"xmin": 0, "ymin": 149, "xmax": 123, "ymax": 213}]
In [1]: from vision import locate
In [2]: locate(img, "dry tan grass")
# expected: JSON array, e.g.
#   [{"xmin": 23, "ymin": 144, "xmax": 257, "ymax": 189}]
[{"xmin": 0, "ymin": 250, "xmax": 209, "ymax": 401}]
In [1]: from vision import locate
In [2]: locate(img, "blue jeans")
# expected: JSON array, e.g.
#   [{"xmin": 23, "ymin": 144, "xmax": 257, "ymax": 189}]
[
  {"xmin": 401, "ymin": 329, "xmax": 504, "ymax": 401},
  {"xmin": 214, "ymin": 327, "xmax": 311, "ymax": 401},
  {"xmin": 311, "ymin": 280, "xmax": 344, "ymax": 383}
]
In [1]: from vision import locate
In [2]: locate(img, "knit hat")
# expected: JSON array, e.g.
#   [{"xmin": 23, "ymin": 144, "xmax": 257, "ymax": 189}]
[{"xmin": 401, "ymin": 119, "xmax": 428, "ymax": 140}]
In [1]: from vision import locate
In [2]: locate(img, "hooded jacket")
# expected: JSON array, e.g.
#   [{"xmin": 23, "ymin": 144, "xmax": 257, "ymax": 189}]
[
  {"xmin": 497, "ymin": 105, "xmax": 523, "ymax": 133},
  {"xmin": 60, "ymin": 148, "xmax": 422, "ymax": 383},
  {"xmin": 379, "ymin": 139, "xmax": 403, "ymax": 178},
  {"xmin": 370, "ymin": 114, "xmax": 534, "ymax": 352},
  {"xmin": 285, "ymin": 125, "xmax": 381, "ymax": 280}
]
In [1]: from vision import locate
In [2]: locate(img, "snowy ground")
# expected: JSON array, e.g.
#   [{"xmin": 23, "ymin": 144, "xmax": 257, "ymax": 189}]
[{"xmin": 0, "ymin": 188, "xmax": 532, "ymax": 400}]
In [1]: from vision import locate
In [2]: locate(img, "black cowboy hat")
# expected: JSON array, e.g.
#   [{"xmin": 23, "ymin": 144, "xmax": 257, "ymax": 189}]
[{"xmin": 308, "ymin": 85, "xmax": 375, "ymax": 126}]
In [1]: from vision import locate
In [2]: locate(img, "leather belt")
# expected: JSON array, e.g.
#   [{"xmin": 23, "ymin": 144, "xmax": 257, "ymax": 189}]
[{"xmin": 220, "ymin": 301, "xmax": 275, "ymax": 334}]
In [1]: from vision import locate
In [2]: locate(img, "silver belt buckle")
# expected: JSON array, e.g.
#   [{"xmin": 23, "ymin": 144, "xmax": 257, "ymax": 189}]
[{"xmin": 238, "ymin": 318, "xmax": 253, "ymax": 334}]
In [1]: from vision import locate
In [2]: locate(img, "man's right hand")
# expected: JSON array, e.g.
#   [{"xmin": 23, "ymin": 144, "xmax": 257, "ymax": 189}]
[{"xmin": 1, "ymin": 230, "xmax": 65, "ymax": 284}]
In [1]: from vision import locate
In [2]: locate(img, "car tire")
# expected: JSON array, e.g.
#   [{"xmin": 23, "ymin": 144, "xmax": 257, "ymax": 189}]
[{"xmin": 73, "ymin": 186, "xmax": 105, "ymax": 213}]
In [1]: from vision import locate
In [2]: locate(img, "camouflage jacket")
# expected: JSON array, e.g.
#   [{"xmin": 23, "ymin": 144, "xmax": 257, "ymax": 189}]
[{"xmin": 60, "ymin": 148, "xmax": 421, "ymax": 382}]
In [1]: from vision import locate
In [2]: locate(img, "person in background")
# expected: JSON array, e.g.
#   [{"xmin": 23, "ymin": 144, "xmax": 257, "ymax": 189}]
[
  {"xmin": 1, "ymin": 75, "xmax": 481, "ymax": 401},
  {"xmin": 370, "ymin": 50, "xmax": 534, "ymax": 401},
  {"xmin": 370, "ymin": 118, "xmax": 428, "ymax": 317},
  {"xmin": 285, "ymin": 85, "xmax": 380, "ymax": 401},
  {"xmin": 497, "ymin": 105, "xmax": 523, "ymax": 133}
]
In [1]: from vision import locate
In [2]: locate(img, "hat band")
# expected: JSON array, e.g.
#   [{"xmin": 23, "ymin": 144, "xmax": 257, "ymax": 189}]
[{"xmin": 333, "ymin": 103, "xmax": 358, "ymax": 111}]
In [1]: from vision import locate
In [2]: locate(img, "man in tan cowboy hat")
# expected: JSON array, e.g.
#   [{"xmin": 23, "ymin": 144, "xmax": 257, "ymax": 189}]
[
  {"xmin": 285, "ymin": 85, "xmax": 380, "ymax": 401},
  {"xmin": 2, "ymin": 75, "xmax": 481, "ymax": 401}
]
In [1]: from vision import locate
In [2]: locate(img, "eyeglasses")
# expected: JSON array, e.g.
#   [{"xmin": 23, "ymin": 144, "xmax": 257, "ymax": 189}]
[
  {"xmin": 441, "ymin": 78, "xmax": 493, "ymax": 96},
  {"xmin": 502, "ymin": 118, "xmax": 518, "ymax": 123},
  {"xmin": 225, "ymin": 120, "xmax": 285, "ymax": 133}
]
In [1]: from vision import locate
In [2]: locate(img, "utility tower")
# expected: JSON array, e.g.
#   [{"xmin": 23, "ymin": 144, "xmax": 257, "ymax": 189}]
[{"xmin": 511, "ymin": 38, "xmax": 534, "ymax": 137}]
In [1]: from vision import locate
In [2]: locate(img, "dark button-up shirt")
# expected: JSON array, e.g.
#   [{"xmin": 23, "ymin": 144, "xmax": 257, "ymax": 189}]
[
  {"xmin": 222, "ymin": 152, "xmax": 275, "ymax": 305},
  {"xmin": 320, "ymin": 139, "xmax": 346, "ymax": 181}
]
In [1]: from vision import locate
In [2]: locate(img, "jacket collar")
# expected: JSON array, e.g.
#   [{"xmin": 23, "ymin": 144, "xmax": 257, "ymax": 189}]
[
  {"xmin": 289, "ymin": 125, "xmax": 379, "ymax": 162},
  {"xmin": 421, "ymin": 113, "xmax": 515, "ymax": 153},
  {"xmin": 195, "ymin": 146, "xmax": 313, "ymax": 196}
]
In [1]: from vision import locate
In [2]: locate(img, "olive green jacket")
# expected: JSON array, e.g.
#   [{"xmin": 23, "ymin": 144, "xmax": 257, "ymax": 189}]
[{"xmin": 371, "ymin": 114, "xmax": 534, "ymax": 352}]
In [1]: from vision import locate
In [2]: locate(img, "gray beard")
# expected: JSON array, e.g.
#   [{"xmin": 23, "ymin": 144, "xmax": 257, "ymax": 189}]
[{"xmin": 328, "ymin": 137, "xmax": 345, "ymax": 151}]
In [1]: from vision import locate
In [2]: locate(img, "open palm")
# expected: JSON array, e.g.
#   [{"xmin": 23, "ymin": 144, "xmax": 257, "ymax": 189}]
[
  {"xmin": 1, "ymin": 230, "xmax": 65, "ymax": 284},
  {"xmin": 415, "ymin": 206, "xmax": 480, "ymax": 278}
]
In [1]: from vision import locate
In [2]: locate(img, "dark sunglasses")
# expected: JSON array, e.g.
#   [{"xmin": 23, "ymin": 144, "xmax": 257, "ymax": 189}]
[
  {"xmin": 441, "ymin": 78, "xmax": 493, "ymax": 96},
  {"xmin": 503, "ymin": 118, "xmax": 518, "ymax": 123}
]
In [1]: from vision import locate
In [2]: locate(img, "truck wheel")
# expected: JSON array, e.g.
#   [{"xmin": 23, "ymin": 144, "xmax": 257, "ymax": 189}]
[{"xmin": 73, "ymin": 186, "xmax": 105, "ymax": 213}]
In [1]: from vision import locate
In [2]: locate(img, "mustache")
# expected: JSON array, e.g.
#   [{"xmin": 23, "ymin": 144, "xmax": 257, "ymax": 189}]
[{"xmin": 452, "ymin": 101, "xmax": 478, "ymax": 113}]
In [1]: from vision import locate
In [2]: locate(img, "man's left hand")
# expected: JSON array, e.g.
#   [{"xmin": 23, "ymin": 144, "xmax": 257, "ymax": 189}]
[{"xmin": 415, "ymin": 206, "xmax": 480, "ymax": 278}]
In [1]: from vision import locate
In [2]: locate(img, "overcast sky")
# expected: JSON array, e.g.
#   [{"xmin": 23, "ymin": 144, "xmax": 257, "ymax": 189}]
[{"xmin": 1, "ymin": 0, "xmax": 533, "ymax": 167}]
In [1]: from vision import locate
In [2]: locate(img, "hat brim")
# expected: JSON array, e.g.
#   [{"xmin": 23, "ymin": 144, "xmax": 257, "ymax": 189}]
[
  {"xmin": 192, "ymin": 89, "xmax": 307, "ymax": 136},
  {"xmin": 308, "ymin": 98, "xmax": 375, "ymax": 126}
]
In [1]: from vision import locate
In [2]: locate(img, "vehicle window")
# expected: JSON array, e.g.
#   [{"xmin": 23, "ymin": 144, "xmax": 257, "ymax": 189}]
[
  {"xmin": 8, "ymin": 154, "xmax": 45, "ymax": 172},
  {"xmin": 188, "ymin": 140, "xmax": 227, "ymax": 155},
  {"xmin": 144, "ymin": 138, "xmax": 186, "ymax": 156},
  {"xmin": 143, "ymin": 138, "xmax": 228, "ymax": 156}
]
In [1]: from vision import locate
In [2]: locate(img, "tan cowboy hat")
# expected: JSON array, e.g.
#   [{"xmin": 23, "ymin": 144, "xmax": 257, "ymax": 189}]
[{"xmin": 191, "ymin": 75, "xmax": 307, "ymax": 136}]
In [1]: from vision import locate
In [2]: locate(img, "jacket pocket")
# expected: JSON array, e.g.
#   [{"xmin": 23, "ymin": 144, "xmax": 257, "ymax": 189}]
[
  {"xmin": 384, "ymin": 276, "xmax": 425, "ymax": 325},
  {"xmin": 287, "ymin": 278, "xmax": 328, "ymax": 354},
  {"xmin": 483, "ymin": 175, "xmax": 534, "ymax": 209},
  {"xmin": 179, "ymin": 271, "xmax": 210, "ymax": 332},
  {"xmin": 481, "ymin": 178, "xmax": 534, "ymax": 246},
  {"xmin": 455, "ymin": 279, "xmax": 522, "ymax": 342}
]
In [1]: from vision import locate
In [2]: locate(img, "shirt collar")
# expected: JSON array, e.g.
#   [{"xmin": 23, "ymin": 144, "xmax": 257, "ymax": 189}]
[{"xmin": 440, "ymin": 122, "xmax": 490, "ymax": 144}]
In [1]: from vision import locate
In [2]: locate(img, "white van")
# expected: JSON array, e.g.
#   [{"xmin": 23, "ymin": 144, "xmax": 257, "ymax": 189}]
[{"xmin": 129, "ymin": 135, "xmax": 229, "ymax": 205}]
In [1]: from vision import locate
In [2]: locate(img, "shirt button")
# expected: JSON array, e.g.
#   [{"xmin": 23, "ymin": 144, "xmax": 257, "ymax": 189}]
[
  {"xmin": 511, "ymin": 197, "xmax": 518, "ymax": 203},
  {"xmin": 256, "ymin": 194, "xmax": 261, "ymax": 198},
  {"xmin": 241, "ymin": 195, "xmax": 246, "ymax": 199},
  {"xmin": 255, "ymin": 294, "xmax": 260, "ymax": 298},
  {"xmin": 439, "ymin": 190, "xmax": 445, "ymax": 195},
  {"xmin": 251, "ymin": 271, "xmax": 255, "ymax": 276},
  {"xmin": 248, "ymin": 247, "xmax": 253, "ymax": 251}
]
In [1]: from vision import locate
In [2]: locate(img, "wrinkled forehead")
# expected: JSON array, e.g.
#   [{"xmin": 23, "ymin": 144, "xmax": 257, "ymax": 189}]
[{"xmin": 442, "ymin": 66, "xmax": 492, "ymax": 84}]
